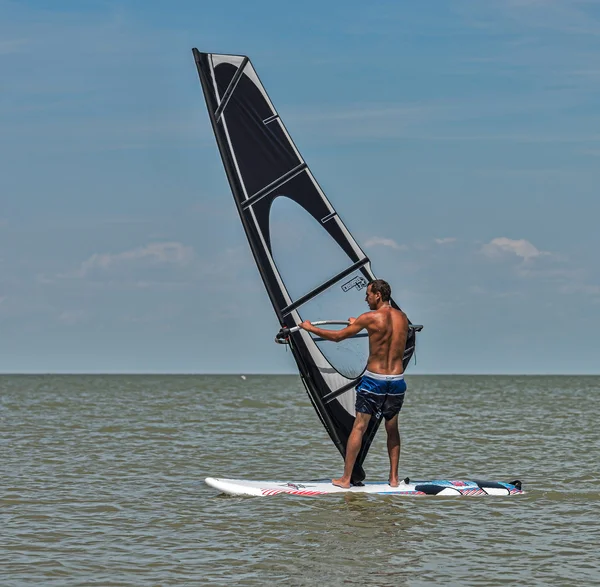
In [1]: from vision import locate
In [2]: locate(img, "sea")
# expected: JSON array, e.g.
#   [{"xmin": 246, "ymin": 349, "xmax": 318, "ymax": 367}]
[{"xmin": 1, "ymin": 374, "xmax": 598, "ymax": 586}]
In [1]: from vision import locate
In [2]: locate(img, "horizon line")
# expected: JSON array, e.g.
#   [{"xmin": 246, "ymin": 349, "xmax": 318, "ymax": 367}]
[{"xmin": 0, "ymin": 372, "xmax": 598, "ymax": 376}]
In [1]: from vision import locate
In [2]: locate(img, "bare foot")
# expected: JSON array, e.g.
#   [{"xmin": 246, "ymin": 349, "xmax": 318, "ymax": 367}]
[
  {"xmin": 332, "ymin": 477, "xmax": 351, "ymax": 489},
  {"xmin": 389, "ymin": 478, "xmax": 399, "ymax": 487}
]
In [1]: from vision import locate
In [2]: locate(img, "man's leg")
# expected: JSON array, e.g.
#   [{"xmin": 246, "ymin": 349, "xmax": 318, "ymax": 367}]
[
  {"xmin": 332, "ymin": 412, "xmax": 372, "ymax": 488},
  {"xmin": 384, "ymin": 414, "xmax": 401, "ymax": 487}
]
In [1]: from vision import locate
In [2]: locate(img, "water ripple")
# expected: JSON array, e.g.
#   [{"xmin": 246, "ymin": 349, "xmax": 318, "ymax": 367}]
[{"xmin": 1, "ymin": 374, "xmax": 599, "ymax": 585}]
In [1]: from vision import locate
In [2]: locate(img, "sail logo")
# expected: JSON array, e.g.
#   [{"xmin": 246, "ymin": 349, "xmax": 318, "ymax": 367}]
[{"xmin": 341, "ymin": 276, "xmax": 368, "ymax": 292}]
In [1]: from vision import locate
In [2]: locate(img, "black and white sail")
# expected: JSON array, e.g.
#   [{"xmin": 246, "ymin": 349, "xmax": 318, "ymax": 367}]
[{"xmin": 192, "ymin": 50, "xmax": 421, "ymax": 483}]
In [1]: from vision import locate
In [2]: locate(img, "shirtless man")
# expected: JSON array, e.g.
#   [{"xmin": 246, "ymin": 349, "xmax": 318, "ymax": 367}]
[{"xmin": 300, "ymin": 279, "xmax": 409, "ymax": 489}]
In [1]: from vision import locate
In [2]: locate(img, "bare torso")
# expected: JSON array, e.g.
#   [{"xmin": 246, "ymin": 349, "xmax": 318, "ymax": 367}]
[{"xmin": 363, "ymin": 305, "xmax": 409, "ymax": 375}]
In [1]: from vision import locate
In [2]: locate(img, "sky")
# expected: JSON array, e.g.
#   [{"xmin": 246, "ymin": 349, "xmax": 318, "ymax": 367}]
[{"xmin": 1, "ymin": 0, "xmax": 599, "ymax": 374}]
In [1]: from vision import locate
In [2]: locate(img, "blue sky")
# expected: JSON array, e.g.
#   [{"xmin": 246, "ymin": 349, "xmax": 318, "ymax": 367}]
[{"xmin": 1, "ymin": 0, "xmax": 599, "ymax": 374}]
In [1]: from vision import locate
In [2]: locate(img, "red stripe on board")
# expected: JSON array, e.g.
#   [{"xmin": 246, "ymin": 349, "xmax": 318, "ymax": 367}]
[
  {"xmin": 460, "ymin": 489, "xmax": 486, "ymax": 496},
  {"xmin": 260, "ymin": 488, "xmax": 327, "ymax": 496}
]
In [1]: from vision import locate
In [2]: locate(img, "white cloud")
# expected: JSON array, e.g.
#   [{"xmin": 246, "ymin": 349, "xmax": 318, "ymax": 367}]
[
  {"xmin": 559, "ymin": 282, "xmax": 600, "ymax": 296},
  {"xmin": 78, "ymin": 242, "xmax": 194, "ymax": 277},
  {"xmin": 469, "ymin": 285, "xmax": 487, "ymax": 295},
  {"xmin": 481, "ymin": 237, "xmax": 547, "ymax": 261},
  {"xmin": 58, "ymin": 310, "xmax": 86, "ymax": 325},
  {"xmin": 364, "ymin": 237, "xmax": 408, "ymax": 250},
  {"xmin": 435, "ymin": 237, "xmax": 457, "ymax": 245}
]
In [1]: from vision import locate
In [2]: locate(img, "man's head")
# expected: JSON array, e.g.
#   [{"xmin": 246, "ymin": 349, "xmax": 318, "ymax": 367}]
[{"xmin": 366, "ymin": 279, "xmax": 391, "ymax": 309}]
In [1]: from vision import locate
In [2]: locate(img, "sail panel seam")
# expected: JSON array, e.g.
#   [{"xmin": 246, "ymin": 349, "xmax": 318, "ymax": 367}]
[{"xmin": 215, "ymin": 56, "xmax": 249, "ymax": 122}]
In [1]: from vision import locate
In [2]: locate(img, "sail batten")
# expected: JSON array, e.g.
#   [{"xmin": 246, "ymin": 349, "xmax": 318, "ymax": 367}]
[
  {"xmin": 322, "ymin": 381, "xmax": 359, "ymax": 404},
  {"xmin": 192, "ymin": 49, "xmax": 421, "ymax": 483},
  {"xmin": 243, "ymin": 163, "xmax": 308, "ymax": 209},
  {"xmin": 262, "ymin": 113, "xmax": 279, "ymax": 125},
  {"xmin": 214, "ymin": 56, "xmax": 249, "ymax": 121},
  {"xmin": 281, "ymin": 258, "xmax": 370, "ymax": 317},
  {"xmin": 321, "ymin": 212, "xmax": 337, "ymax": 223}
]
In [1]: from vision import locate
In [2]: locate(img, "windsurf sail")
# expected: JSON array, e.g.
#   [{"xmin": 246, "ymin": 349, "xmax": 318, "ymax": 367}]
[{"xmin": 192, "ymin": 50, "xmax": 422, "ymax": 483}]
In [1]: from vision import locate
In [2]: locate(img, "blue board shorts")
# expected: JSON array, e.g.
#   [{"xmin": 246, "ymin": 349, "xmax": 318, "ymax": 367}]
[{"xmin": 355, "ymin": 370, "xmax": 407, "ymax": 421}]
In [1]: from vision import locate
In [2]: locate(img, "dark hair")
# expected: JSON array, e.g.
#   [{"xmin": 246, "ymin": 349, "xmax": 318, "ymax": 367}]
[{"xmin": 369, "ymin": 279, "xmax": 391, "ymax": 302}]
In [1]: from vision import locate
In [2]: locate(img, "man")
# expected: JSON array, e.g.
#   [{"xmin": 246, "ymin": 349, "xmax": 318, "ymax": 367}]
[{"xmin": 300, "ymin": 279, "xmax": 408, "ymax": 488}]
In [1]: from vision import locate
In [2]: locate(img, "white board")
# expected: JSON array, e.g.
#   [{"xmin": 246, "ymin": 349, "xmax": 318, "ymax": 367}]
[{"xmin": 205, "ymin": 477, "xmax": 524, "ymax": 497}]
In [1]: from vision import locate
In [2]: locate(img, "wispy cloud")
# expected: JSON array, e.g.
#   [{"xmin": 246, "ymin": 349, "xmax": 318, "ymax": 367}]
[
  {"xmin": 286, "ymin": 102, "xmax": 446, "ymax": 141},
  {"xmin": 560, "ymin": 282, "xmax": 600, "ymax": 295},
  {"xmin": 99, "ymin": 216, "xmax": 154, "ymax": 225},
  {"xmin": 77, "ymin": 242, "xmax": 194, "ymax": 277},
  {"xmin": 58, "ymin": 310, "xmax": 86, "ymax": 325},
  {"xmin": 481, "ymin": 237, "xmax": 549, "ymax": 261},
  {"xmin": 286, "ymin": 91, "xmax": 600, "ymax": 144},
  {"xmin": 364, "ymin": 237, "xmax": 408, "ymax": 250},
  {"xmin": 0, "ymin": 3, "xmax": 203, "ymax": 154},
  {"xmin": 435, "ymin": 237, "xmax": 457, "ymax": 245},
  {"xmin": 44, "ymin": 242, "xmax": 253, "ymax": 293},
  {"xmin": 0, "ymin": 38, "xmax": 29, "ymax": 55},
  {"xmin": 460, "ymin": 0, "xmax": 600, "ymax": 36}
]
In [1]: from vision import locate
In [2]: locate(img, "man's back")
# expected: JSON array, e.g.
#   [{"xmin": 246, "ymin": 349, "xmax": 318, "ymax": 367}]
[
  {"xmin": 299, "ymin": 279, "xmax": 410, "ymax": 488},
  {"xmin": 364, "ymin": 306, "xmax": 408, "ymax": 375}
]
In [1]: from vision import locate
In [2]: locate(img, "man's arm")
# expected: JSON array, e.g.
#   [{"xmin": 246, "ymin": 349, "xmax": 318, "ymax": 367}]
[{"xmin": 299, "ymin": 314, "xmax": 370, "ymax": 343}]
